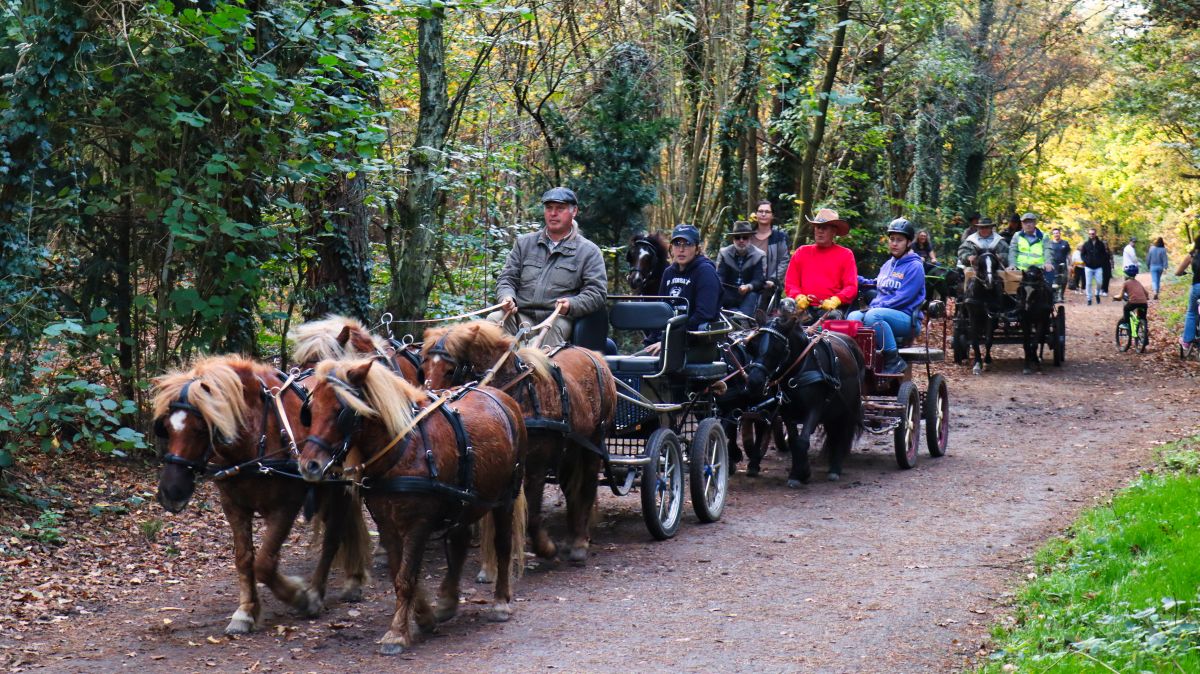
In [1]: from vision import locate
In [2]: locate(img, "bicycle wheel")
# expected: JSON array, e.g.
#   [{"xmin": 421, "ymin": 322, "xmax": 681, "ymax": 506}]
[
  {"xmin": 1115, "ymin": 322, "xmax": 1131, "ymax": 352},
  {"xmin": 1138, "ymin": 322, "xmax": 1149, "ymax": 353}
]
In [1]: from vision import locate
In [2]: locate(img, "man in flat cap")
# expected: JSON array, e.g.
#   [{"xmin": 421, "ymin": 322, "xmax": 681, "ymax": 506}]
[
  {"xmin": 492, "ymin": 187, "xmax": 607, "ymax": 347},
  {"xmin": 1008, "ymin": 212, "xmax": 1054, "ymax": 277},
  {"xmin": 783, "ymin": 208, "xmax": 858, "ymax": 319}
]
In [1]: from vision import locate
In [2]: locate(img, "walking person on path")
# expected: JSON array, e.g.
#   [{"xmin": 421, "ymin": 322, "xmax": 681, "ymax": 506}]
[
  {"xmin": 1122, "ymin": 236, "xmax": 1140, "ymax": 273},
  {"xmin": 1147, "ymin": 237, "xmax": 1169, "ymax": 299},
  {"xmin": 1175, "ymin": 236, "xmax": 1200, "ymax": 351},
  {"xmin": 1080, "ymin": 228, "xmax": 1110, "ymax": 306}
]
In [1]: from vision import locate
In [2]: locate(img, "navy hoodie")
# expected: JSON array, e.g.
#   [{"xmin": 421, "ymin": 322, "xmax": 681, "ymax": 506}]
[{"xmin": 645, "ymin": 254, "xmax": 721, "ymax": 345}]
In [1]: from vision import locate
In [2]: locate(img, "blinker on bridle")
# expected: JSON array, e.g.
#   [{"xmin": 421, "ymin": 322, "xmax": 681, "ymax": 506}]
[
  {"xmin": 301, "ymin": 374, "xmax": 367, "ymax": 476},
  {"xmin": 155, "ymin": 380, "xmax": 229, "ymax": 475}
]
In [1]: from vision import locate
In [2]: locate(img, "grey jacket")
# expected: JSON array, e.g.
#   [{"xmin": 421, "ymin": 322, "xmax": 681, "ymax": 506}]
[
  {"xmin": 496, "ymin": 225, "xmax": 608, "ymax": 320},
  {"xmin": 957, "ymin": 232, "xmax": 1011, "ymax": 267},
  {"xmin": 757, "ymin": 229, "xmax": 791, "ymax": 285}
]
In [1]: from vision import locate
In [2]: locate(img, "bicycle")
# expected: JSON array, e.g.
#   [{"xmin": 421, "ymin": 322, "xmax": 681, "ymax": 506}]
[{"xmin": 1116, "ymin": 307, "xmax": 1149, "ymax": 353}]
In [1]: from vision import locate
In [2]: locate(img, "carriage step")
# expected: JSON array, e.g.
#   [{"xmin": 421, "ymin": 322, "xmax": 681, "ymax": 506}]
[{"xmin": 897, "ymin": 346, "xmax": 945, "ymax": 363}]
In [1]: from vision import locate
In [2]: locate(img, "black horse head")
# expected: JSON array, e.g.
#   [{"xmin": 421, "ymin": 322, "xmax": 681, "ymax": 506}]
[
  {"xmin": 626, "ymin": 232, "xmax": 669, "ymax": 294},
  {"xmin": 1017, "ymin": 266, "xmax": 1052, "ymax": 313},
  {"xmin": 971, "ymin": 251, "xmax": 1003, "ymax": 292}
]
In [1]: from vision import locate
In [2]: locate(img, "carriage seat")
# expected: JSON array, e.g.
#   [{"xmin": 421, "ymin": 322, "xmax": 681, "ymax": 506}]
[
  {"xmin": 571, "ymin": 305, "xmax": 610, "ymax": 352},
  {"xmin": 603, "ymin": 300, "xmax": 687, "ymax": 377}
]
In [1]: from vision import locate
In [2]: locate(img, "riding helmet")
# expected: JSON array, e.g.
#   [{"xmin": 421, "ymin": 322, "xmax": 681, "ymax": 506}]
[
  {"xmin": 1123, "ymin": 264, "xmax": 1139, "ymax": 278},
  {"xmin": 886, "ymin": 217, "xmax": 916, "ymax": 241}
]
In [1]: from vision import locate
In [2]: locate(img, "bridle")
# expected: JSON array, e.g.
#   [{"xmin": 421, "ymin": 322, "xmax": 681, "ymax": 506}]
[
  {"xmin": 626, "ymin": 238, "xmax": 661, "ymax": 292},
  {"xmin": 299, "ymin": 374, "xmax": 366, "ymax": 475},
  {"xmin": 155, "ymin": 381, "xmax": 224, "ymax": 475},
  {"xmin": 425, "ymin": 333, "xmax": 480, "ymax": 387}
]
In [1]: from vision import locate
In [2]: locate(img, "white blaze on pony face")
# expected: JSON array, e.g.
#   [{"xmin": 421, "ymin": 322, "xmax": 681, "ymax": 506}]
[{"xmin": 169, "ymin": 410, "xmax": 189, "ymax": 433}]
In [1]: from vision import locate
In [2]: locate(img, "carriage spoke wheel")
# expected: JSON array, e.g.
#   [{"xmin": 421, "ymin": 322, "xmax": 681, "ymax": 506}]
[
  {"xmin": 923, "ymin": 374, "xmax": 949, "ymax": 457},
  {"xmin": 641, "ymin": 428, "xmax": 684, "ymax": 540},
  {"xmin": 894, "ymin": 381, "xmax": 920, "ymax": 470},
  {"xmin": 688, "ymin": 418, "xmax": 729, "ymax": 523}
]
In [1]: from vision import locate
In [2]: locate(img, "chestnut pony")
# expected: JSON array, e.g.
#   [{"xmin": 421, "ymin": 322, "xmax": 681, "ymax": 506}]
[
  {"xmin": 290, "ymin": 314, "xmax": 422, "ymax": 384},
  {"xmin": 422, "ymin": 320, "xmax": 616, "ymax": 569},
  {"xmin": 153, "ymin": 355, "xmax": 371, "ymax": 634},
  {"xmin": 297, "ymin": 359, "xmax": 527, "ymax": 655}
]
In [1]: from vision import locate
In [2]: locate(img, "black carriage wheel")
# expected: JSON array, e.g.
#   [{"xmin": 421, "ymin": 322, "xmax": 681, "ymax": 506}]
[
  {"xmin": 894, "ymin": 380, "xmax": 920, "ymax": 470},
  {"xmin": 641, "ymin": 428, "xmax": 684, "ymax": 541},
  {"xmin": 688, "ymin": 418, "xmax": 729, "ymax": 524},
  {"xmin": 1116, "ymin": 321, "xmax": 1132, "ymax": 352},
  {"xmin": 923, "ymin": 374, "xmax": 949, "ymax": 457},
  {"xmin": 1053, "ymin": 307, "xmax": 1066, "ymax": 366}
]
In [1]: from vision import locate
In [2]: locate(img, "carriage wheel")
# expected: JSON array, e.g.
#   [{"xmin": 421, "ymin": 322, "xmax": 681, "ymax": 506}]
[
  {"xmin": 1115, "ymin": 321, "xmax": 1132, "ymax": 352},
  {"xmin": 641, "ymin": 428, "xmax": 684, "ymax": 540},
  {"xmin": 894, "ymin": 381, "xmax": 920, "ymax": 470},
  {"xmin": 923, "ymin": 375, "xmax": 949, "ymax": 457},
  {"xmin": 1052, "ymin": 307, "xmax": 1066, "ymax": 366},
  {"xmin": 689, "ymin": 418, "xmax": 729, "ymax": 524}
]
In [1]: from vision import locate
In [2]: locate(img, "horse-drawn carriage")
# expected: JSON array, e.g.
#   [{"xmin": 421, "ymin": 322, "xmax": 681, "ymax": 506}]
[
  {"xmin": 574, "ymin": 296, "xmax": 731, "ymax": 540},
  {"xmin": 950, "ymin": 252, "xmax": 1066, "ymax": 373}
]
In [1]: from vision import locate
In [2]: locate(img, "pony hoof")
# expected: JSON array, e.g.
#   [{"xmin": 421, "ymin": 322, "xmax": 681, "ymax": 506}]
[
  {"xmin": 475, "ymin": 568, "xmax": 496, "ymax": 584},
  {"xmin": 340, "ymin": 585, "xmax": 364, "ymax": 603},
  {"xmin": 746, "ymin": 465, "xmax": 761, "ymax": 477},
  {"xmin": 487, "ymin": 602, "xmax": 514, "ymax": 622},
  {"xmin": 225, "ymin": 618, "xmax": 256, "ymax": 635},
  {"xmin": 567, "ymin": 547, "xmax": 588, "ymax": 567},
  {"xmin": 534, "ymin": 537, "xmax": 557, "ymax": 560},
  {"xmin": 972, "ymin": 365, "xmax": 982, "ymax": 375},
  {"xmin": 827, "ymin": 472, "xmax": 840, "ymax": 482},
  {"xmin": 294, "ymin": 587, "xmax": 323, "ymax": 618},
  {"xmin": 786, "ymin": 479, "xmax": 803, "ymax": 489},
  {"xmin": 379, "ymin": 642, "xmax": 406, "ymax": 656},
  {"xmin": 434, "ymin": 598, "xmax": 458, "ymax": 623},
  {"xmin": 1023, "ymin": 367, "xmax": 1031, "ymax": 375}
]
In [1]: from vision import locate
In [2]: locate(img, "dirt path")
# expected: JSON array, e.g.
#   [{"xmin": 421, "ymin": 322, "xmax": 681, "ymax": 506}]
[{"xmin": 6, "ymin": 286, "xmax": 1200, "ymax": 674}]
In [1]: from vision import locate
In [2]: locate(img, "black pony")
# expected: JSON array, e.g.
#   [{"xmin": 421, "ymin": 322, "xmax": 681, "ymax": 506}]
[
  {"xmin": 741, "ymin": 308, "xmax": 865, "ymax": 486},
  {"xmin": 1016, "ymin": 266, "xmax": 1054, "ymax": 374},
  {"xmin": 963, "ymin": 251, "xmax": 1005, "ymax": 375},
  {"xmin": 625, "ymin": 232, "xmax": 668, "ymax": 295}
]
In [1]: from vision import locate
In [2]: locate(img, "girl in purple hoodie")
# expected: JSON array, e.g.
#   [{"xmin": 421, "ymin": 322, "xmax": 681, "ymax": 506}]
[{"xmin": 848, "ymin": 218, "xmax": 927, "ymax": 374}]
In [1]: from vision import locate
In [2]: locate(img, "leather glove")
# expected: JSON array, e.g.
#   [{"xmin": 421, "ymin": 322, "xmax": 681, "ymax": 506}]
[
  {"xmin": 794, "ymin": 294, "xmax": 811, "ymax": 310},
  {"xmin": 819, "ymin": 296, "xmax": 842, "ymax": 311}
]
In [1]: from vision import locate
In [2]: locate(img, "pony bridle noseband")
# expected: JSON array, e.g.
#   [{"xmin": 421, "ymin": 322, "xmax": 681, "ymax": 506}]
[
  {"xmin": 300, "ymin": 375, "xmax": 366, "ymax": 476},
  {"xmin": 747, "ymin": 326, "xmax": 791, "ymax": 385},
  {"xmin": 155, "ymin": 381, "xmax": 229, "ymax": 475}
]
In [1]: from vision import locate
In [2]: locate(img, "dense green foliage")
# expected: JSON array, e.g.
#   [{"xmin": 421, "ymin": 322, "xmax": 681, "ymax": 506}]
[
  {"xmin": 1, "ymin": 0, "xmax": 1197, "ymax": 469},
  {"xmin": 980, "ymin": 435, "xmax": 1200, "ymax": 673}
]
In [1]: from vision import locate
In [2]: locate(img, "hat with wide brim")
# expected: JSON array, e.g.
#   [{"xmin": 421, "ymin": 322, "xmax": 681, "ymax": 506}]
[
  {"xmin": 805, "ymin": 208, "xmax": 849, "ymax": 236},
  {"xmin": 976, "ymin": 217, "xmax": 996, "ymax": 228},
  {"xmin": 724, "ymin": 221, "xmax": 755, "ymax": 239}
]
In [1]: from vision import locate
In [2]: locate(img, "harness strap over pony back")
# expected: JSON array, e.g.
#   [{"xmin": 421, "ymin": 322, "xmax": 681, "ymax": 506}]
[{"xmin": 788, "ymin": 338, "xmax": 842, "ymax": 391}]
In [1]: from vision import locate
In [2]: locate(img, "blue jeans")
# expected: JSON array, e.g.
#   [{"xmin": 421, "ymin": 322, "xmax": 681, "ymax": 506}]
[
  {"xmin": 1150, "ymin": 266, "xmax": 1165, "ymax": 295},
  {"xmin": 1084, "ymin": 267, "xmax": 1103, "ymax": 302},
  {"xmin": 847, "ymin": 307, "xmax": 916, "ymax": 351},
  {"xmin": 1184, "ymin": 283, "xmax": 1200, "ymax": 344}
]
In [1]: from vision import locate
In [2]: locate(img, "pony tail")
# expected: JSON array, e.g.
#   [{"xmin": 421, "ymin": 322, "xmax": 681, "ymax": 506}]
[{"xmin": 478, "ymin": 513, "xmax": 497, "ymax": 581}]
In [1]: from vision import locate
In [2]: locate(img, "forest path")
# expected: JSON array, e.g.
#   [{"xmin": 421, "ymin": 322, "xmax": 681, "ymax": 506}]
[{"xmin": 7, "ymin": 282, "xmax": 1200, "ymax": 674}]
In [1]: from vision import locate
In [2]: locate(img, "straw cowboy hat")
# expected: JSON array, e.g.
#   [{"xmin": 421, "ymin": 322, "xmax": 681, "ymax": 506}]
[{"xmin": 806, "ymin": 208, "xmax": 849, "ymax": 236}]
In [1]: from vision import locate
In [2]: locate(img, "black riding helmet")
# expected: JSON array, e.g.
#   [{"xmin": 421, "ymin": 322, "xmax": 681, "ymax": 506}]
[{"xmin": 886, "ymin": 217, "xmax": 915, "ymax": 240}]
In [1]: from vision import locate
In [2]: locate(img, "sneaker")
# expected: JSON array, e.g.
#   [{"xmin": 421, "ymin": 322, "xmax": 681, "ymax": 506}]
[
  {"xmin": 880, "ymin": 350, "xmax": 907, "ymax": 374},
  {"xmin": 1154, "ymin": 293, "xmax": 1159, "ymax": 300},
  {"xmin": 1181, "ymin": 337, "xmax": 1193, "ymax": 349},
  {"xmin": 1087, "ymin": 299, "xmax": 1092, "ymax": 306}
]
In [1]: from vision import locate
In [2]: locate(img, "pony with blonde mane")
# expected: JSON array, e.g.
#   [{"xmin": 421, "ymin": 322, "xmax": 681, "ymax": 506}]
[
  {"xmin": 297, "ymin": 358, "xmax": 527, "ymax": 655},
  {"xmin": 422, "ymin": 319, "xmax": 616, "ymax": 571},
  {"xmin": 153, "ymin": 355, "xmax": 371, "ymax": 635},
  {"xmin": 289, "ymin": 314, "xmax": 421, "ymax": 384}
]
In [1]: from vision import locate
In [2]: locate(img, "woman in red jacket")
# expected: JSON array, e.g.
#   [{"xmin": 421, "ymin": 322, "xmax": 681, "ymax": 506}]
[{"xmin": 783, "ymin": 208, "xmax": 858, "ymax": 318}]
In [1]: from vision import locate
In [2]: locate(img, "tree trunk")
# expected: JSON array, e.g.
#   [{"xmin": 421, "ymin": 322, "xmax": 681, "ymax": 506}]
[
  {"xmin": 304, "ymin": 173, "xmax": 373, "ymax": 321},
  {"xmin": 716, "ymin": 0, "xmax": 758, "ymax": 220},
  {"xmin": 762, "ymin": 0, "xmax": 818, "ymax": 228},
  {"xmin": 117, "ymin": 141, "xmax": 134, "ymax": 400},
  {"xmin": 946, "ymin": 0, "xmax": 995, "ymax": 217},
  {"xmin": 798, "ymin": 0, "xmax": 851, "ymax": 232},
  {"xmin": 386, "ymin": 9, "xmax": 451, "ymax": 321}
]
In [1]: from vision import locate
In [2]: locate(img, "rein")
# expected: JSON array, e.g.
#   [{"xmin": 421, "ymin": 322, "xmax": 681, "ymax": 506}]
[
  {"xmin": 524, "ymin": 304, "xmax": 565, "ymax": 350},
  {"xmin": 383, "ymin": 302, "xmax": 509, "ymax": 327},
  {"xmin": 767, "ymin": 312, "xmax": 832, "ymax": 389},
  {"xmin": 342, "ymin": 390, "xmax": 453, "ymax": 479}
]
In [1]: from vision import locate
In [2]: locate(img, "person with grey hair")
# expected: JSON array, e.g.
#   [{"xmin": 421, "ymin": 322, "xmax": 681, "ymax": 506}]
[{"xmin": 491, "ymin": 187, "xmax": 607, "ymax": 347}]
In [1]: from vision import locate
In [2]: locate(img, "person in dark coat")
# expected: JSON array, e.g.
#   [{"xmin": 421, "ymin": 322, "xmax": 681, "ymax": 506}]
[
  {"xmin": 1080, "ymin": 228, "xmax": 1111, "ymax": 305},
  {"xmin": 716, "ymin": 221, "xmax": 766, "ymax": 315}
]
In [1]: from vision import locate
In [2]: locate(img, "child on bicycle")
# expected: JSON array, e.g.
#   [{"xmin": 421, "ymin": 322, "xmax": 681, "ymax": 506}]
[{"xmin": 1120, "ymin": 264, "xmax": 1149, "ymax": 327}]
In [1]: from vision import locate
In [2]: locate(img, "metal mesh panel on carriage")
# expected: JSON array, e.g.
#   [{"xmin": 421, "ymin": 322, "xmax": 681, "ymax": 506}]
[{"xmin": 606, "ymin": 373, "xmax": 659, "ymax": 456}]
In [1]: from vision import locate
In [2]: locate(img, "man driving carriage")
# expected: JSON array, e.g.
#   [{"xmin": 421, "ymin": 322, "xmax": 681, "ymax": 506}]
[
  {"xmin": 1008, "ymin": 212, "xmax": 1055, "ymax": 280},
  {"xmin": 491, "ymin": 187, "xmax": 608, "ymax": 347},
  {"xmin": 783, "ymin": 208, "xmax": 858, "ymax": 320},
  {"xmin": 956, "ymin": 216, "xmax": 1010, "ymax": 268},
  {"xmin": 849, "ymin": 218, "xmax": 926, "ymax": 375}
]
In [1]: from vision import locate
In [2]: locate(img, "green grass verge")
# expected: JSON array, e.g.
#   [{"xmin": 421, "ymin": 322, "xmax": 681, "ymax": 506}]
[{"xmin": 978, "ymin": 438, "xmax": 1200, "ymax": 673}]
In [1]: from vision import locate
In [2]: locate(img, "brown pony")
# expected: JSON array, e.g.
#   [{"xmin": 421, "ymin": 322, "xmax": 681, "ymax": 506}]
[
  {"xmin": 297, "ymin": 359, "xmax": 527, "ymax": 655},
  {"xmin": 421, "ymin": 320, "xmax": 617, "ymax": 569},
  {"xmin": 290, "ymin": 315, "xmax": 422, "ymax": 384},
  {"xmin": 153, "ymin": 355, "xmax": 371, "ymax": 634}
]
